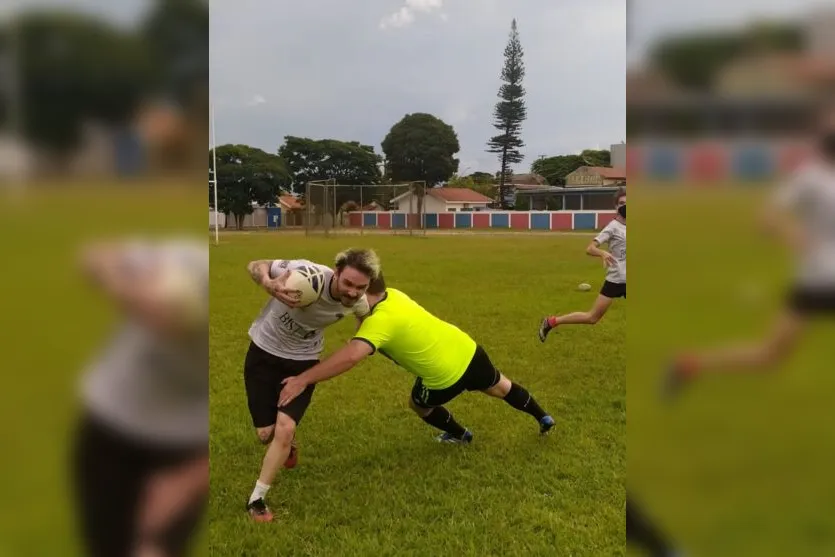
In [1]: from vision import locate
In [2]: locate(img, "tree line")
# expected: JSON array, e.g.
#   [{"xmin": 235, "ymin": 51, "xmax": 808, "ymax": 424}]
[
  {"xmin": 211, "ymin": 18, "xmax": 615, "ymax": 227},
  {"xmin": 2, "ymin": 0, "xmax": 207, "ymax": 164}
]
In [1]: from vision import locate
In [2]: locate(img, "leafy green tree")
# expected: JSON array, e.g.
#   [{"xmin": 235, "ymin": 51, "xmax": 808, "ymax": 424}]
[
  {"xmin": 649, "ymin": 21, "xmax": 801, "ymax": 90},
  {"xmin": 279, "ymin": 136, "xmax": 381, "ymax": 191},
  {"xmin": 580, "ymin": 149, "xmax": 611, "ymax": 167},
  {"xmin": 468, "ymin": 171, "xmax": 495, "ymax": 185},
  {"xmin": 141, "ymin": 0, "xmax": 208, "ymax": 105},
  {"xmin": 446, "ymin": 174, "xmax": 494, "ymax": 198},
  {"xmin": 278, "ymin": 136, "xmax": 382, "ymax": 220},
  {"xmin": 531, "ymin": 155, "xmax": 585, "ymax": 186},
  {"xmin": 11, "ymin": 11, "xmax": 154, "ymax": 157},
  {"xmin": 382, "ymin": 112, "xmax": 460, "ymax": 220},
  {"xmin": 211, "ymin": 144, "xmax": 290, "ymax": 229},
  {"xmin": 381, "ymin": 113, "xmax": 460, "ymax": 185}
]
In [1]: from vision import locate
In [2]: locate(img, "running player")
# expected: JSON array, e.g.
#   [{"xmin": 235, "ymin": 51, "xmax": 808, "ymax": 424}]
[
  {"xmin": 279, "ymin": 273, "xmax": 555, "ymax": 442},
  {"xmin": 243, "ymin": 248, "xmax": 377, "ymax": 522},
  {"xmin": 539, "ymin": 187, "xmax": 626, "ymax": 341},
  {"xmin": 664, "ymin": 110, "xmax": 835, "ymax": 397},
  {"xmin": 73, "ymin": 238, "xmax": 209, "ymax": 557}
]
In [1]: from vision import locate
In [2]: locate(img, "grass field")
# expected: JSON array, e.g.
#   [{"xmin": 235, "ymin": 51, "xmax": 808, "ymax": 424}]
[
  {"xmin": 209, "ymin": 233, "xmax": 626, "ymax": 556},
  {"xmin": 629, "ymin": 187, "xmax": 835, "ymax": 556}
]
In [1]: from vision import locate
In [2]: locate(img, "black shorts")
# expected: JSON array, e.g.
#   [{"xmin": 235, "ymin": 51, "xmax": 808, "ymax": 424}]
[
  {"xmin": 72, "ymin": 410, "xmax": 207, "ymax": 557},
  {"xmin": 788, "ymin": 285, "xmax": 835, "ymax": 315},
  {"xmin": 600, "ymin": 280, "xmax": 626, "ymax": 299},
  {"xmin": 244, "ymin": 341, "xmax": 318, "ymax": 428},
  {"xmin": 410, "ymin": 345, "xmax": 501, "ymax": 409}
]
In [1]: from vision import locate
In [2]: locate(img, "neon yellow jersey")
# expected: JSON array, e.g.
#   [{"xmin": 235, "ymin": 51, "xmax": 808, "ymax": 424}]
[{"xmin": 353, "ymin": 288, "xmax": 477, "ymax": 389}]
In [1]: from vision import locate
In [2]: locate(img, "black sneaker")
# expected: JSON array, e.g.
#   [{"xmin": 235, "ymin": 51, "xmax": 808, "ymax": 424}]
[
  {"xmin": 538, "ymin": 318, "xmax": 554, "ymax": 343},
  {"xmin": 246, "ymin": 498, "xmax": 273, "ymax": 522},
  {"xmin": 435, "ymin": 430, "xmax": 473, "ymax": 444}
]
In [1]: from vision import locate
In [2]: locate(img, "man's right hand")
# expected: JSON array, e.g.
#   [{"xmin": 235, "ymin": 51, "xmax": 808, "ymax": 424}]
[
  {"xmin": 264, "ymin": 270, "xmax": 303, "ymax": 307},
  {"xmin": 600, "ymin": 251, "xmax": 618, "ymax": 268}
]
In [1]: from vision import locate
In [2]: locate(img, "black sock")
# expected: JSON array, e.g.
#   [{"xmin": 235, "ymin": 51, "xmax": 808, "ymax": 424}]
[
  {"xmin": 503, "ymin": 383, "xmax": 547, "ymax": 421},
  {"xmin": 421, "ymin": 406, "xmax": 467, "ymax": 438},
  {"xmin": 626, "ymin": 496, "xmax": 673, "ymax": 556}
]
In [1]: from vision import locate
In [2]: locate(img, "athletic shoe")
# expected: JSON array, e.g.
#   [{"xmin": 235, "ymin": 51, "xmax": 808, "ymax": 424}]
[
  {"xmin": 246, "ymin": 498, "xmax": 273, "ymax": 522},
  {"xmin": 284, "ymin": 439, "xmax": 298, "ymax": 469},
  {"xmin": 435, "ymin": 430, "xmax": 473, "ymax": 444},
  {"xmin": 539, "ymin": 415, "xmax": 556, "ymax": 435},
  {"xmin": 538, "ymin": 318, "xmax": 555, "ymax": 343}
]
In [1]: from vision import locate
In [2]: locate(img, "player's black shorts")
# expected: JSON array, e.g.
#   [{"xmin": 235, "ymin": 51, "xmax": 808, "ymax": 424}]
[
  {"xmin": 73, "ymin": 410, "xmax": 207, "ymax": 557},
  {"xmin": 244, "ymin": 341, "xmax": 318, "ymax": 428},
  {"xmin": 600, "ymin": 280, "xmax": 626, "ymax": 299},
  {"xmin": 410, "ymin": 345, "xmax": 501, "ymax": 409},
  {"xmin": 788, "ymin": 285, "xmax": 835, "ymax": 315}
]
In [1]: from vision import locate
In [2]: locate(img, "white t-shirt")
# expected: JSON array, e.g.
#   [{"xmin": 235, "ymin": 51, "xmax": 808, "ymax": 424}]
[
  {"xmin": 248, "ymin": 259, "xmax": 371, "ymax": 360},
  {"xmin": 595, "ymin": 219, "xmax": 626, "ymax": 284},
  {"xmin": 82, "ymin": 239, "xmax": 209, "ymax": 447},
  {"xmin": 773, "ymin": 159, "xmax": 835, "ymax": 289}
]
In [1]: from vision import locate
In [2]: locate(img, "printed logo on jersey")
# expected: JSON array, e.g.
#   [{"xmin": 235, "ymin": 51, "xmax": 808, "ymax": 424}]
[{"xmin": 278, "ymin": 311, "xmax": 318, "ymax": 340}]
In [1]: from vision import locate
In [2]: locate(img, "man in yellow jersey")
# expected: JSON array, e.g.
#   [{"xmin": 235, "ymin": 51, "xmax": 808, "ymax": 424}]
[{"xmin": 279, "ymin": 273, "xmax": 555, "ymax": 443}]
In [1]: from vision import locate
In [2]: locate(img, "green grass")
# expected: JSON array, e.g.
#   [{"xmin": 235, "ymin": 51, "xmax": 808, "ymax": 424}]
[
  {"xmin": 0, "ymin": 185, "xmax": 208, "ymax": 556},
  {"xmin": 629, "ymin": 186, "xmax": 835, "ymax": 556},
  {"xmin": 210, "ymin": 234, "xmax": 625, "ymax": 556}
]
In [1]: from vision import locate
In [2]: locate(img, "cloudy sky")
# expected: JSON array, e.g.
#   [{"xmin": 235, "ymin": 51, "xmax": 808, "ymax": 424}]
[{"xmin": 210, "ymin": 0, "xmax": 625, "ymax": 175}]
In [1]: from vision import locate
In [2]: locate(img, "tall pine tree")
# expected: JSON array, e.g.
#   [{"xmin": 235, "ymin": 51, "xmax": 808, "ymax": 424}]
[{"xmin": 487, "ymin": 19, "xmax": 527, "ymax": 207}]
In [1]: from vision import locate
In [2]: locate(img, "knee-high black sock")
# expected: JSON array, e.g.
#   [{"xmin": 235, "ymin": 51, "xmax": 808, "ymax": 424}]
[
  {"xmin": 421, "ymin": 406, "xmax": 467, "ymax": 438},
  {"xmin": 626, "ymin": 496, "xmax": 674, "ymax": 556},
  {"xmin": 503, "ymin": 383, "xmax": 547, "ymax": 420}
]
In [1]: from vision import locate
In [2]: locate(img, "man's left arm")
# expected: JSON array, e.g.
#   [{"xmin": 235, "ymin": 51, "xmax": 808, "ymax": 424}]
[
  {"xmin": 279, "ymin": 340, "xmax": 373, "ymax": 407},
  {"xmin": 305, "ymin": 340, "xmax": 373, "ymax": 384}
]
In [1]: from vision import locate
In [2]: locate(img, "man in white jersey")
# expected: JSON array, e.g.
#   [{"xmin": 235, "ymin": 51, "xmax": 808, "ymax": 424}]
[
  {"xmin": 243, "ymin": 248, "xmax": 377, "ymax": 522},
  {"xmin": 73, "ymin": 238, "xmax": 209, "ymax": 557},
  {"xmin": 665, "ymin": 108, "xmax": 835, "ymax": 396},
  {"xmin": 539, "ymin": 187, "xmax": 626, "ymax": 341}
]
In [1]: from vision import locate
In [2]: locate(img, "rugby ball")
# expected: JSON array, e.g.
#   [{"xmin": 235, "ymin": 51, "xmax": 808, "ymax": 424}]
[
  {"xmin": 285, "ymin": 265, "xmax": 326, "ymax": 307},
  {"xmin": 578, "ymin": 283, "xmax": 592, "ymax": 292}
]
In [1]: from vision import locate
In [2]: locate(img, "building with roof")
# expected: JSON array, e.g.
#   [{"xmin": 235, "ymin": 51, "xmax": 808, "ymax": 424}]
[
  {"xmin": 391, "ymin": 187, "xmax": 494, "ymax": 213},
  {"xmin": 515, "ymin": 185, "xmax": 623, "ymax": 211},
  {"xmin": 565, "ymin": 166, "xmax": 626, "ymax": 187}
]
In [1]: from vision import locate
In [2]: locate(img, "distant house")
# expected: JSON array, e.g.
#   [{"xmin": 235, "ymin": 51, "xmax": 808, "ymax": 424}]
[
  {"xmin": 279, "ymin": 194, "xmax": 304, "ymax": 226},
  {"xmin": 391, "ymin": 187, "xmax": 494, "ymax": 213},
  {"xmin": 565, "ymin": 166, "xmax": 626, "ymax": 187}
]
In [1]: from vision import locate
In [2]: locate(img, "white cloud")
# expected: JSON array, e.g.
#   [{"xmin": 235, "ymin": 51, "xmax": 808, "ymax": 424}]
[
  {"xmin": 380, "ymin": 0, "xmax": 444, "ymax": 29},
  {"xmin": 247, "ymin": 94, "xmax": 266, "ymax": 107}
]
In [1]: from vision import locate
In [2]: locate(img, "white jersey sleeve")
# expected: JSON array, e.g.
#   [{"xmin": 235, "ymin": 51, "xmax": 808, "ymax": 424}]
[{"xmin": 594, "ymin": 223, "xmax": 614, "ymax": 246}]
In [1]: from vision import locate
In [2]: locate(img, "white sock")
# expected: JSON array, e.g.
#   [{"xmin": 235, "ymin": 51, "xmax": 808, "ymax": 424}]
[{"xmin": 249, "ymin": 480, "xmax": 270, "ymax": 504}]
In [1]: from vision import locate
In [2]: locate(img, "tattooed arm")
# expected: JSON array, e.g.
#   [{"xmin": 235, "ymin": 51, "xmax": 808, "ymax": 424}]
[
  {"xmin": 246, "ymin": 259, "xmax": 274, "ymax": 288},
  {"xmin": 246, "ymin": 259, "xmax": 302, "ymax": 306}
]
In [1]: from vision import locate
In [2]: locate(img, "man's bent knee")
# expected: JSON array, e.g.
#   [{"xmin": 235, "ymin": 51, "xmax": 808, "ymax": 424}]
[
  {"xmin": 273, "ymin": 413, "xmax": 297, "ymax": 444},
  {"xmin": 409, "ymin": 397, "xmax": 432, "ymax": 417},
  {"xmin": 483, "ymin": 374, "xmax": 511, "ymax": 398},
  {"xmin": 587, "ymin": 312, "xmax": 603, "ymax": 324},
  {"xmin": 256, "ymin": 426, "xmax": 275, "ymax": 445}
]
